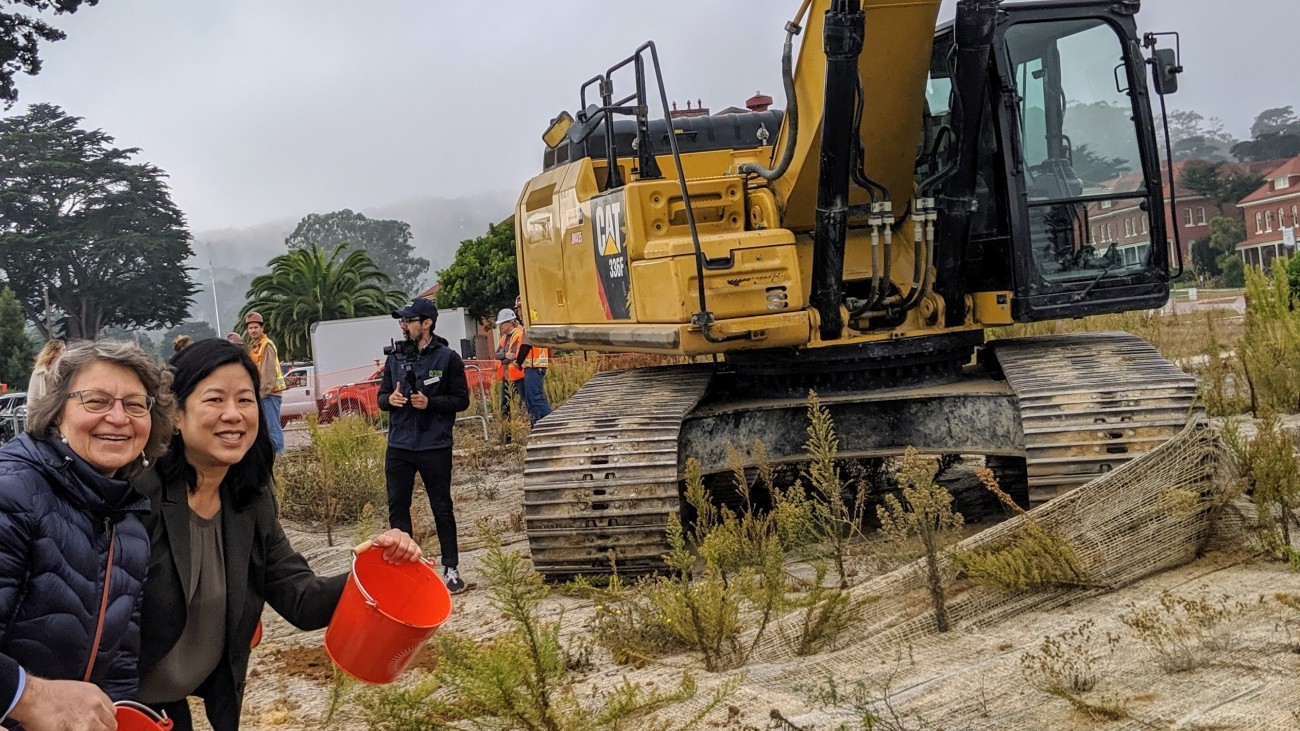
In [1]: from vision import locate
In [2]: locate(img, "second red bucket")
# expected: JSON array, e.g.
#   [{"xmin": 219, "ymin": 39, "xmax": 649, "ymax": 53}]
[
  {"xmin": 114, "ymin": 702, "xmax": 173, "ymax": 731},
  {"xmin": 324, "ymin": 549, "xmax": 453, "ymax": 684}
]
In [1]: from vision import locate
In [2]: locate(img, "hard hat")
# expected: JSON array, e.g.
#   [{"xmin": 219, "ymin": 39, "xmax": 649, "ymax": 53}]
[
  {"xmin": 245, "ymin": 311, "xmax": 264, "ymax": 325},
  {"xmin": 496, "ymin": 308, "xmax": 517, "ymax": 323}
]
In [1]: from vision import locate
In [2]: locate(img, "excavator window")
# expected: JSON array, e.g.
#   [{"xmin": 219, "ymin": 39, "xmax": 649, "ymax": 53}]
[{"xmin": 1003, "ymin": 17, "xmax": 1154, "ymax": 286}]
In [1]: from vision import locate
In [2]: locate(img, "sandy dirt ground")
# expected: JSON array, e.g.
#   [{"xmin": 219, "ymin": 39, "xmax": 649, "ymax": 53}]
[{"xmin": 193, "ymin": 425, "xmax": 1300, "ymax": 731}]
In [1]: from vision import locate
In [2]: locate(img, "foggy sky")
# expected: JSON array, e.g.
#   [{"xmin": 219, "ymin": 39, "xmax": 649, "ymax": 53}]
[{"xmin": 11, "ymin": 0, "xmax": 1292, "ymax": 233}]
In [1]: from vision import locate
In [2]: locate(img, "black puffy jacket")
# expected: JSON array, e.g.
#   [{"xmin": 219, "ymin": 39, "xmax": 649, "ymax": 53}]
[{"xmin": 0, "ymin": 434, "xmax": 151, "ymax": 712}]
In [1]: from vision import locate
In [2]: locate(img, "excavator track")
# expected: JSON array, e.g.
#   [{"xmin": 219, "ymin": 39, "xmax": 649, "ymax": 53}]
[
  {"xmin": 987, "ymin": 331, "xmax": 1201, "ymax": 504},
  {"xmin": 523, "ymin": 332, "xmax": 1198, "ymax": 575},
  {"xmin": 522, "ymin": 365, "xmax": 713, "ymax": 575}
]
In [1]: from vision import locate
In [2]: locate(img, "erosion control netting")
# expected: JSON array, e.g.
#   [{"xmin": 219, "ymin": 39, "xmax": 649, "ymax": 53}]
[{"xmin": 649, "ymin": 420, "xmax": 1300, "ymax": 730}]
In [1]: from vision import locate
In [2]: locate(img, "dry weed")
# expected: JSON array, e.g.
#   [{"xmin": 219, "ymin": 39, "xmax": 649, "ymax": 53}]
[
  {"xmin": 1019, "ymin": 619, "xmax": 1120, "ymax": 694},
  {"xmin": 1120, "ymin": 589, "xmax": 1249, "ymax": 672}
]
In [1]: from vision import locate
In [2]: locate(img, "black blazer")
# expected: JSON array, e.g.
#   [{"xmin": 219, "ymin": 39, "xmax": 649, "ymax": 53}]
[{"xmin": 134, "ymin": 468, "xmax": 347, "ymax": 730}]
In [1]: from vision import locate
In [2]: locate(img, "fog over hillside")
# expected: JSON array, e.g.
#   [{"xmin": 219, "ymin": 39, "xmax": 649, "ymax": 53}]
[{"xmin": 185, "ymin": 189, "xmax": 516, "ymax": 331}]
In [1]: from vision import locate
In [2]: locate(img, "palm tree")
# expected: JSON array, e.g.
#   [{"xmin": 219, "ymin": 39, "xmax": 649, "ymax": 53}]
[{"xmin": 240, "ymin": 243, "xmax": 407, "ymax": 361}]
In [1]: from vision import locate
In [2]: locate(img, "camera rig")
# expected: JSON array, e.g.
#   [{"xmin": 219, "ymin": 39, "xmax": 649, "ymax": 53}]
[{"xmin": 384, "ymin": 338, "xmax": 421, "ymax": 394}]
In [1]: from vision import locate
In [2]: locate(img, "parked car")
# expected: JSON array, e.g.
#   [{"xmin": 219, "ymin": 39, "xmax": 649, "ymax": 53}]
[
  {"xmin": 316, "ymin": 359, "xmax": 498, "ymax": 424},
  {"xmin": 0, "ymin": 392, "xmax": 27, "ymax": 444},
  {"xmin": 279, "ymin": 365, "xmax": 317, "ymax": 426},
  {"xmin": 317, "ymin": 367, "xmax": 383, "ymax": 423}
]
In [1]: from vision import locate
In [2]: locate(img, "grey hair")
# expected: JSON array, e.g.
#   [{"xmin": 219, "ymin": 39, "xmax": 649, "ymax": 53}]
[{"xmin": 25, "ymin": 339, "xmax": 177, "ymax": 479}]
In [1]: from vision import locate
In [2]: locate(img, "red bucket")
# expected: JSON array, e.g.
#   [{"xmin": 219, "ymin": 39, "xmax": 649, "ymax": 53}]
[
  {"xmin": 114, "ymin": 702, "xmax": 173, "ymax": 731},
  {"xmin": 323, "ymin": 549, "xmax": 453, "ymax": 684}
]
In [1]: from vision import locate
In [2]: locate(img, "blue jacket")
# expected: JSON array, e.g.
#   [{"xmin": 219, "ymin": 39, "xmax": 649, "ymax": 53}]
[
  {"xmin": 0, "ymin": 434, "xmax": 151, "ymax": 714},
  {"xmin": 377, "ymin": 335, "xmax": 470, "ymax": 451}
]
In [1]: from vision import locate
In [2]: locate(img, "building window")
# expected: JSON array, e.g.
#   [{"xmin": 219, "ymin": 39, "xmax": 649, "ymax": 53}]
[
  {"xmin": 1257, "ymin": 212, "xmax": 1264, "ymax": 233},
  {"xmin": 1292, "ymin": 205, "xmax": 1298, "ymax": 228},
  {"xmin": 1101, "ymin": 200, "xmax": 1113, "ymax": 209},
  {"xmin": 1197, "ymin": 206, "xmax": 1206, "ymax": 225},
  {"xmin": 1124, "ymin": 218, "xmax": 1133, "ymax": 237},
  {"xmin": 1141, "ymin": 216, "xmax": 1148, "ymax": 234},
  {"xmin": 1266, "ymin": 211, "xmax": 1274, "ymax": 231},
  {"xmin": 1105, "ymin": 223, "xmax": 1113, "ymax": 241},
  {"xmin": 1090, "ymin": 226, "xmax": 1096, "ymax": 243},
  {"xmin": 1281, "ymin": 208, "xmax": 1288, "ymax": 229},
  {"xmin": 1183, "ymin": 208, "xmax": 1193, "ymax": 226},
  {"xmin": 1277, "ymin": 176, "xmax": 1291, "ymax": 190}
]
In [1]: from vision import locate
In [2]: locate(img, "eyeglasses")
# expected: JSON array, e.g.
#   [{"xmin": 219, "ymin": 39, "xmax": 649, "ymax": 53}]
[
  {"xmin": 68, "ymin": 389, "xmax": 154, "ymax": 417},
  {"xmin": 400, "ymin": 317, "xmax": 424, "ymax": 324}
]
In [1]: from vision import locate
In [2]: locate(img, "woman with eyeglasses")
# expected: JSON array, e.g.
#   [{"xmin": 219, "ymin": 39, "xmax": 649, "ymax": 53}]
[
  {"xmin": 0, "ymin": 340, "xmax": 175, "ymax": 731},
  {"xmin": 133, "ymin": 339, "xmax": 421, "ymax": 730}
]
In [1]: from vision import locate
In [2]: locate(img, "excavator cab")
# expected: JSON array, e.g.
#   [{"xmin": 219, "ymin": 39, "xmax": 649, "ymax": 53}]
[{"xmin": 926, "ymin": 4, "xmax": 1177, "ymax": 323}]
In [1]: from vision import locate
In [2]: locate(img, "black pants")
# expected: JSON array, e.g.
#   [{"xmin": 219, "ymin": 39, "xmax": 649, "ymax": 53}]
[{"xmin": 384, "ymin": 446, "xmax": 458, "ymax": 568}]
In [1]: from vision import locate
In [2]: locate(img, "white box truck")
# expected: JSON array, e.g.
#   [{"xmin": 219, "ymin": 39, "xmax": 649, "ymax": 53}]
[{"xmin": 307, "ymin": 309, "xmax": 479, "ymax": 417}]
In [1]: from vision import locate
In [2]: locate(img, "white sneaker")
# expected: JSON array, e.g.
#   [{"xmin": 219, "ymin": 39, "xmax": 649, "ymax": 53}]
[{"xmin": 443, "ymin": 566, "xmax": 466, "ymax": 594}]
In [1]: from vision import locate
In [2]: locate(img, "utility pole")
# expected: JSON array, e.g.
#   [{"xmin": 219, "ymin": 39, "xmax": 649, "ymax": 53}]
[{"xmin": 209, "ymin": 253, "xmax": 222, "ymax": 334}]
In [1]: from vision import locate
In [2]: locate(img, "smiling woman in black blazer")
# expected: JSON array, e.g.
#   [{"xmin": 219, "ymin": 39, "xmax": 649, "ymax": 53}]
[{"xmin": 134, "ymin": 339, "xmax": 421, "ymax": 730}]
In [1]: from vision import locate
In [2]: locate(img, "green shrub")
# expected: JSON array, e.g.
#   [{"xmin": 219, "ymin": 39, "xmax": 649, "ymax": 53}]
[
  {"xmin": 877, "ymin": 448, "xmax": 964, "ymax": 632},
  {"xmin": 1196, "ymin": 310, "xmax": 1252, "ymax": 417},
  {"xmin": 359, "ymin": 534, "xmax": 701, "ymax": 731},
  {"xmin": 1240, "ymin": 260, "xmax": 1300, "ymax": 414},
  {"xmin": 797, "ymin": 392, "xmax": 870, "ymax": 589},
  {"xmin": 274, "ymin": 414, "xmax": 387, "ymax": 543},
  {"xmin": 1224, "ymin": 414, "xmax": 1300, "ymax": 562},
  {"xmin": 952, "ymin": 467, "xmax": 1089, "ymax": 591}
]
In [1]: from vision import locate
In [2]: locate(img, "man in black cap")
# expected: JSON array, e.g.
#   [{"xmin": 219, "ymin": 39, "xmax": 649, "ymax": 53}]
[{"xmin": 377, "ymin": 297, "xmax": 470, "ymax": 593}]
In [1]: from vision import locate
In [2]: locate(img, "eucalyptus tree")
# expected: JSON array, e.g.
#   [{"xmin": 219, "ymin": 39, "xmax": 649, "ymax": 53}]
[{"xmin": 240, "ymin": 243, "xmax": 406, "ymax": 361}]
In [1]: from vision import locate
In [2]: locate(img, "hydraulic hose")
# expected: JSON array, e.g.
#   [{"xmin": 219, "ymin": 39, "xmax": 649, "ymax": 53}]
[
  {"xmin": 738, "ymin": 0, "xmax": 812, "ymax": 182},
  {"xmin": 738, "ymin": 27, "xmax": 800, "ymax": 182}
]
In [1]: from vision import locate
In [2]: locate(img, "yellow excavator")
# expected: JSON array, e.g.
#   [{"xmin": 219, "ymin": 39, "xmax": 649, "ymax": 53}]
[{"xmin": 515, "ymin": 0, "xmax": 1194, "ymax": 575}]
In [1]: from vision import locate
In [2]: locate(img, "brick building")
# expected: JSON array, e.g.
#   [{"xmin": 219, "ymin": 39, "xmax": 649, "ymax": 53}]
[
  {"xmin": 1235, "ymin": 154, "xmax": 1300, "ymax": 267},
  {"xmin": 1087, "ymin": 159, "xmax": 1283, "ymax": 269}
]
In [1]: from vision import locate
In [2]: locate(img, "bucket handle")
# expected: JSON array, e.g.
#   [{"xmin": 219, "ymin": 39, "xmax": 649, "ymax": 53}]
[
  {"xmin": 115, "ymin": 701, "xmax": 172, "ymax": 728},
  {"xmin": 348, "ymin": 550, "xmax": 439, "ymax": 609}
]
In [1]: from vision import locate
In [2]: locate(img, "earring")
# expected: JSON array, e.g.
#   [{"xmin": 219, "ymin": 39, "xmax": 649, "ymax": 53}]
[
  {"xmin": 141, "ymin": 453, "xmax": 150, "ymax": 468},
  {"xmin": 59, "ymin": 432, "xmax": 68, "ymax": 444}
]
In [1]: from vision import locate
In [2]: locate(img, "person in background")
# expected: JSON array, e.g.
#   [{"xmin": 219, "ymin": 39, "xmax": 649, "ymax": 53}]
[
  {"xmin": 241, "ymin": 312, "xmax": 285, "ymax": 453},
  {"xmin": 0, "ymin": 340, "xmax": 175, "ymax": 731},
  {"xmin": 26, "ymin": 339, "xmax": 65, "ymax": 405},
  {"xmin": 136, "ymin": 339, "xmax": 421, "ymax": 730},
  {"xmin": 171, "ymin": 334, "xmax": 193, "ymax": 354},
  {"xmin": 513, "ymin": 297, "xmax": 552, "ymax": 425},
  {"xmin": 225, "ymin": 332, "xmax": 242, "ymax": 346},
  {"xmin": 378, "ymin": 298, "xmax": 470, "ymax": 595},
  {"xmin": 494, "ymin": 308, "xmax": 525, "ymax": 423}
]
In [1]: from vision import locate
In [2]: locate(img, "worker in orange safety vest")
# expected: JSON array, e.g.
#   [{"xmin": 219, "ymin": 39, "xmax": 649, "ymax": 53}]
[{"xmin": 495, "ymin": 308, "xmax": 526, "ymax": 422}]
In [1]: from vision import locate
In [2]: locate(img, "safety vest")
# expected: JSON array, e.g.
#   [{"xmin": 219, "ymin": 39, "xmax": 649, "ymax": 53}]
[
  {"xmin": 249, "ymin": 336, "xmax": 286, "ymax": 392},
  {"xmin": 497, "ymin": 329, "xmax": 525, "ymax": 381},
  {"xmin": 522, "ymin": 345, "xmax": 550, "ymax": 369}
]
